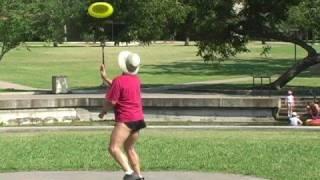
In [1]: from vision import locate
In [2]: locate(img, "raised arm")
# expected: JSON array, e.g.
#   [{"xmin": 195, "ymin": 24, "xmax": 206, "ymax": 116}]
[{"xmin": 100, "ymin": 64, "xmax": 112, "ymax": 86}]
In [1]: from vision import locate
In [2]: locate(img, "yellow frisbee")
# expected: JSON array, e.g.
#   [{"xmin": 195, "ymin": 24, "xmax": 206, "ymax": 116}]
[{"xmin": 88, "ymin": 2, "xmax": 114, "ymax": 19}]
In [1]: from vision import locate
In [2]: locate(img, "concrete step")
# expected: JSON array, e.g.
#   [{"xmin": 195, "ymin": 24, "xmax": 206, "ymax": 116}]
[
  {"xmin": 278, "ymin": 97, "xmax": 316, "ymax": 121},
  {"xmin": 0, "ymin": 120, "xmax": 286, "ymax": 127},
  {"xmin": 145, "ymin": 121, "xmax": 287, "ymax": 126},
  {"xmin": 280, "ymin": 102, "xmax": 317, "ymax": 105},
  {"xmin": 279, "ymin": 109, "xmax": 306, "ymax": 113}
]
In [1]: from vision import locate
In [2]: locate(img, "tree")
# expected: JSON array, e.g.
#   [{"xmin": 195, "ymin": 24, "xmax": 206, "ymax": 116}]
[
  {"xmin": 191, "ymin": 0, "xmax": 320, "ymax": 89},
  {"xmin": 161, "ymin": 0, "xmax": 189, "ymax": 41},
  {"xmin": 82, "ymin": 0, "xmax": 189, "ymax": 45},
  {"xmin": 192, "ymin": 0, "xmax": 249, "ymax": 63},
  {"xmin": 0, "ymin": 0, "xmax": 85, "ymax": 62},
  {"xmin": 105, "ymin": 0, "xmax": 188, "ymax": 45},
  {"xmin": 175, "ymin": 0, "xmax": 197, "ymax": 46},
  {"xmin": 270, "ymin": 0, "xmax": 320, "ymax": 89},
  {"xmin": 125, "ymin": 0, "xmax": 174, "ymax": 44},
  {"xmin": 29, "ymin": 0, "xmax": 85, "ymax": 46},
  {"xmin": 0, "ymin": 0, "xmax": 33, "ymax": 62}
]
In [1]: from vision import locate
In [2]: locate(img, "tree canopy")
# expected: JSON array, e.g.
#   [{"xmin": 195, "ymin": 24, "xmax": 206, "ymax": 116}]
[
  {"xmin": 0, "ymin": 0, "xmax": 85, "ymax": 61},
  {"xmin": 188, "ymin": 0, "xmax": 320, "ymax": 89},
  {"xmin": 0, "ymin": 0, "xmax": 32, "ymax": 61}
]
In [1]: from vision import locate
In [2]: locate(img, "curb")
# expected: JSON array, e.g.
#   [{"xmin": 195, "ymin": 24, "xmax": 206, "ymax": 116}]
[{"xmin": 1, "ymin": 125, "xmax": 320, "ymax": 133}]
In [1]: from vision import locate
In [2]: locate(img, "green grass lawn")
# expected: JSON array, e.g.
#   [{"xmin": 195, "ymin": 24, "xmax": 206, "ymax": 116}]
[
  {"xmin": 0, "ymin": 42, "xmax": 319, "ymax": 89},
  {"xmin": 0, "ymin": 129, "xmax": 320, "ymax": 179}
]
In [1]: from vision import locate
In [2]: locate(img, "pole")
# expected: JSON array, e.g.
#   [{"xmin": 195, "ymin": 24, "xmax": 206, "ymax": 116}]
[
  {"xmin": 294, "ymin": 44, "xmax": 297, "ymax": 63},
  {"xmin": 100, "ymin": 41, "xmax": 106, "ymax": 87},
  {"xmin": 112, "ymin": 21, "xmax": 114, "ymax": 41},
  {"xmin": 294, "ymin": 30, "xmax": 297, "ymax": 63},
  {"xmin": 102, "ymin": 43, "xmax": 105, "ymax": 65}
]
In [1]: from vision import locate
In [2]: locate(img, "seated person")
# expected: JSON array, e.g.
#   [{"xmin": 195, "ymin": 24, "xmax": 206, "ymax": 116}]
[
  {"xmin": 289, "ymin": 112, "xmax": 303, "ymax": 126},
  {"xmin": 310, "ymin": 102, "xmax": 320, "ymax": 119}
]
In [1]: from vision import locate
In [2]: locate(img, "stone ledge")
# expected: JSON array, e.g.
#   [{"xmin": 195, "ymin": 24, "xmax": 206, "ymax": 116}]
[
  {"xmin": 0, "ymin": 94, "xmax": 281, "ymax": 126},
  {"xmin": 0, "ymin": 96, "xmax": 280, "ymax": 109}
]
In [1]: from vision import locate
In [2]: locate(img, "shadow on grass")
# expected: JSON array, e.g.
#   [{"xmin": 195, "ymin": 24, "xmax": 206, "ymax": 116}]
[
  {"xmin": 142, "ymin": 83, "xmax": 320, "ymax": 96},
  {"xmin": 140, "ymin": 58, "xmax": 320, "ymax": 78}
]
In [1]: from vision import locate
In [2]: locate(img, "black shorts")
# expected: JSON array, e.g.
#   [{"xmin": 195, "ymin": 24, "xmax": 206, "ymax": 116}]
[{"xmin": 124, "ymin": 120, "xmax": 146, "ymax": 133}]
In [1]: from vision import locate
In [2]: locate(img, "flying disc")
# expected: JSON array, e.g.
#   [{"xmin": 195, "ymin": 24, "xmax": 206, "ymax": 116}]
[{"xmin": 88, "ymin": 2, "xmax": 114, "ymax": 19}]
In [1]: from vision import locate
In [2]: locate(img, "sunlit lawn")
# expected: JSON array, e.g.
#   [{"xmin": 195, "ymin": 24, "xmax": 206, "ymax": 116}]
[
  {"xmin": 0, "ymin": 129, "xmax": 320, "ymax": 180},
  {"xmin": 0, "ymin": 41, "xmax": 319, "ymax": 89}
]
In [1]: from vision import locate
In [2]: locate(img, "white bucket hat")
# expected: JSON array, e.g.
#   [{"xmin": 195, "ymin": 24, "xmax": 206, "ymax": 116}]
[
  {"xmin": 292, "ymin": 112, "xmax": 298, "ymax": 117},
  {"xmin": 118, "ymin": 51, "xmax": 140, "ymax": 75}
]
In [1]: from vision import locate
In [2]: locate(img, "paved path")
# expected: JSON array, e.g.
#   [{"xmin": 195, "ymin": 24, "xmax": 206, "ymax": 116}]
[
  {"xmin": 0, "ymin": 171, "xmax": 266, "ymax": 180},
  {"xmin": 0, "ymin": 77, "xmax": 252, "ymax": 93},
  {"xmin": 0, "ymin": 80, "xmax": 38, "ymax": 91}
]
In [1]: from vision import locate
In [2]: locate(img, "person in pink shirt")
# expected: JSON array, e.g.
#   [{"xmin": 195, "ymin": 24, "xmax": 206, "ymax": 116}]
[{"xmin": 99, "ymin": 51, "xmax": 146, "ymax": 180}]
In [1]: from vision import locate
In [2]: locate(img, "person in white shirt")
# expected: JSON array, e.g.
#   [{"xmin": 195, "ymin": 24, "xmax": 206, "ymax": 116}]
[
  {"xmin": 286, "ymin": 90, "xmax": 295, "ymax": 117},
  {"xmin": 289, "ymin": 112, "xmax": 303, "ymax": 126}
]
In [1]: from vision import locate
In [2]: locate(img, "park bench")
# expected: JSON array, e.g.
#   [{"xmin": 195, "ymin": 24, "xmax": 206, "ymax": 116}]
[{"xmin": 252, "ymin": 73, "xmax": 272, "ymax": 87}]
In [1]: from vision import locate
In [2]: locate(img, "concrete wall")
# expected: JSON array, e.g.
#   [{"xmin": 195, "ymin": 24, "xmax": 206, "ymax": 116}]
[{"xmin": 0, "ymin": 94, "xmax": 281, "ymax": 126}]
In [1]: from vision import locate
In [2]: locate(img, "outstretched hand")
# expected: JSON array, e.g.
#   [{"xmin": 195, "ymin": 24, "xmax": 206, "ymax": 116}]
[{"xmin": 100, "ymin": 64, "xmax": 107, "ymax": 77}]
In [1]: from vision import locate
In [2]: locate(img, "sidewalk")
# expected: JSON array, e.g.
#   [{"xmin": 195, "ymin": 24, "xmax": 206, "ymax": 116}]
[
  {"xmin": 0, "ymin": 77, "xmax": 252, "ymax": 94},
  {"xmin": 0, "ymin": 171, "xmax": 266, "ymax": 180},
  {"xmin": 0, "ymin": 80, "xmax": 38, "ymax": 91}
]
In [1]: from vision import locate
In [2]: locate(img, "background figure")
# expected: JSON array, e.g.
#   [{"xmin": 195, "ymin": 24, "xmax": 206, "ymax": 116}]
[
  {"xmin": 314, "ymin": 101, "xmax": 320, "ymax": 118},
  {"xmin": 308, "ymin": 102, "xmax": 320, "ymax": 119},
  {"xmin": 306, "ymin": 104, "xmax": 313, "ymax": 119},
  {"xmin": 289, "ymin": 112, "xmax": 303, "ymax": 126},
  {"xmin": 286, "ymin": 90, "xmax": 295, "ymax": 117}
]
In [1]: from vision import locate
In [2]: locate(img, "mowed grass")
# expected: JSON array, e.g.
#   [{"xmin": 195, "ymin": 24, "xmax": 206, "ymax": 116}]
[
  {"xmin": 0, "ymin": 42, "xmax": 319, "ymax": 89},
  {"xmin": 0, "ymin": 129, "xmax": 320, "ymax": 179}
]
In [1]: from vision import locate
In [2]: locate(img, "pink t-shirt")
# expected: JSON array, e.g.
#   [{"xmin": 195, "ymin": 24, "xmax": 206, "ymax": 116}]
[{"xmin": 106, "ymin": 74, "xmax": 144, "ymax": 122}]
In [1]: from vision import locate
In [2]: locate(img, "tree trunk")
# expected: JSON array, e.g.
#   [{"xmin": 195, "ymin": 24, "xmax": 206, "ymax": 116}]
[
  {"xmin": 269, "ymin": 54, "xmax": 320, "ymax": 90},
  {"xmin": 184, "ymin": 36, "xmax": 190, "ymax": 46},
  {"xmin": 0, "ymin": 45, "xmax": 8, "ymax": 62},
  {"xmin": 53, "ymin": 42, "xmax": 58, "ymax": 47},
  {"xmin": 64, "ymin": 24, "xmax": 68, "ymax": 42},
  {"xmin": 0, "ymin": 53, "xmax": 4, "ymax": 62},
  {"xmin": 258, "ymin": 29, "xmax": 320, "ymax": 89},
  {"xmin": 312, "ymin": 30, "xmax": 316, "ymax": 44}
]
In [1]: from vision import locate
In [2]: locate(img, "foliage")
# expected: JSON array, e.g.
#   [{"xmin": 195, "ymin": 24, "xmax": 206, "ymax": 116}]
[
  {"xmin": 84, "ymin": 0, "xmax": 190, "ymax": 44},
  {"xmin": 122, "ymin": 0, "xmax": 188, "ymax": 44},
  {"xmin": 260, "ymin": 44, "xmax": 272, "ymax": 58},
  {"xmin": 189, "ymin": 0, "xmax": 320, "ymax": 89},
  {"xmin": 0, "ymin": 0, "xmax": 85, "ymax": 62},
  {"xmin": 286, "ymin": 0, "xmax": 320, "ymax": 32},
  {"xmin": 1, "ymin": 0, "xmax": 319, "ymax": 89},
  {"xmin": 28, "ymin": 0, "xmax": 85, "ymax": 45},
  {"xmin": 0, "ymin": 0, "xmax": 32, "ymax": 61},
  {"xmin": 192, "ymin": 0, "xmax": 249, "ymax": 62},
  {"xmin": 191, "ymin": 0, "xmax": 300, "ymax": 60}
]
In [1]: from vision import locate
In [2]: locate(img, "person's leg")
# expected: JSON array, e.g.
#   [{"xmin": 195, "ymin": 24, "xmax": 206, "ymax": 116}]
[
  {"xmin": 109, "ymin": 122, "xmax": 132, "ymax": 172},
  {"xmin": 288, "ymin": 103, "xmax": 292, "ymax": 117},
  {"xmin": 124, "ymin": 131, "xmax": 142, "ymax": 177}
]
